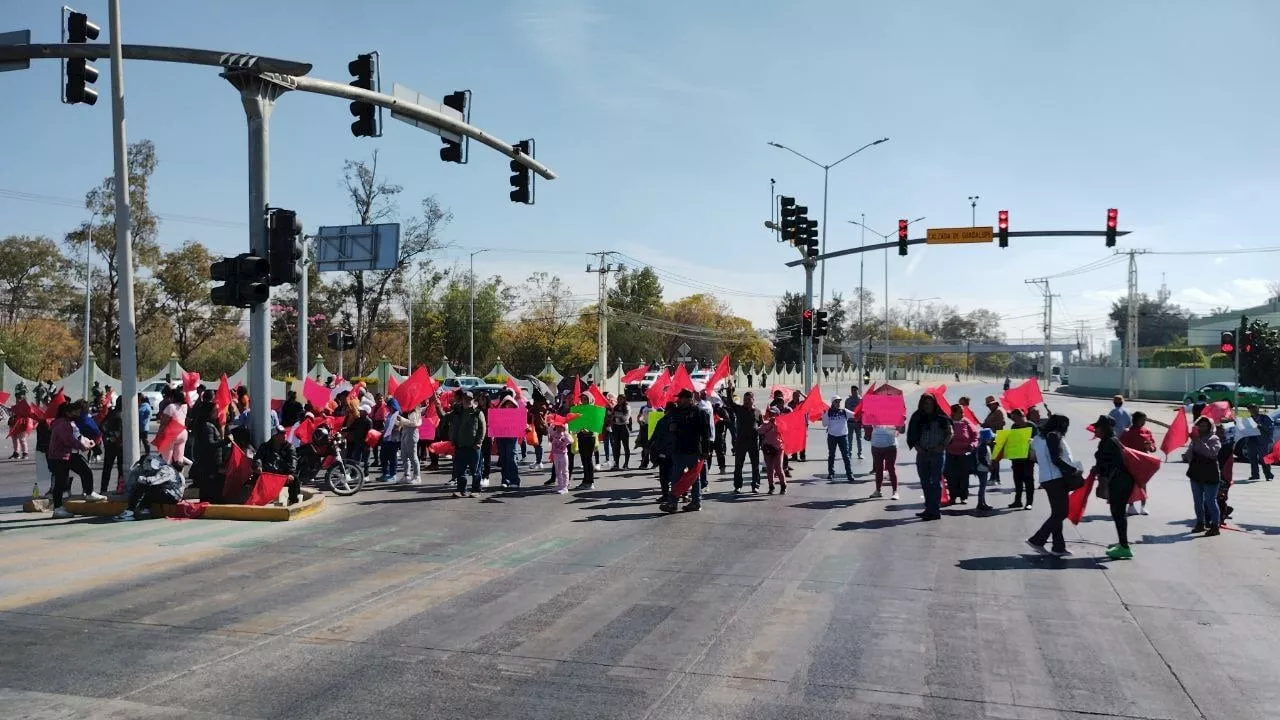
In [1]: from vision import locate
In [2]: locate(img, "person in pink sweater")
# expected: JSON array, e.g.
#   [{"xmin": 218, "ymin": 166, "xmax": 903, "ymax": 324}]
[{"xmin": 944, "ymin": 404, "xmax": 979, "ymax": 505}]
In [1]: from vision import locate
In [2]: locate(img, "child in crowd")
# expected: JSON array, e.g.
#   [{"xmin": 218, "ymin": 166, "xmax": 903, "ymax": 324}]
[
  {"xmin": 549, "ymin": 420, "xmax": 572, "ymax": 494},
  {"xmin": 975, "ymin": 428, "xmax": 995, "ymax": 512}
]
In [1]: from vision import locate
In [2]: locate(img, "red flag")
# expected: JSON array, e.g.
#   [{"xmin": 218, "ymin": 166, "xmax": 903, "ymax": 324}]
[
  {"xmin": 940, "ymin": 480, "xmax": 950, "ymax": 506},
  {"xmin": 664, "ymin": 365, "xmax": 696, "ymax": 405},
  {"xmin": 1200, "ymin": 401, "xmax": 1233, "ymax": 423},
  {"xmin": 182, "ymin": 370, "xmax": 200, "ymax": 404},
  {"xmin": 587, "ymin": 383, "xmax": 608, "ymax": 408},
  {"xmin": 1263, "ymin": 438, "xmax": 1280, "ymax": 465},
  {"xmin": 214, "ymin": 375, "xmax": 232, "ymax": 427},
  {"xmin": 704, "ymin": 355, "xmax": 731, "ymax": 396},
  {"xmin": 962, "ymin": 405, "xmax": 980, "ymax": 425},
  {"xmin": 799, "ymin": 384, "xmax": 825, "ymax": 422},
  {"xmin": 504, "ymin": 376, "xmax": 525, "ymax": 406},
  {"xmin": 43, "ymin": 391, "xmax": 65, "ymax": 421},
  {"xmin": 775, "ymin": 410, "xmax": 808, "ymax": 454},
  {"xmin": 0, "ymin": 391, "xmax": 9, "ymax": 406},
  {"xmin": 926, "ymin": 384, "xmax": 951, "ymax": 413},
  {"xmin": 1000, "ymin": 378, "xmax": 1043, "ymax": 412},
  {"xmin": 1121, "ymin": 446, "xmax": 1161, "ymax": 487},
  {"xmin": 645, "ymin": 369, "xmax": 671, "ymax": 409},
  {"xmin": 621, "ymin": 365, "xmax": 649, "ymax": 384},
  {"xmin": 1160, "ymin": 407, "xmax": 1189, "ymax": 455},
  {"xmin": 865, "ymin": 382, "xmax": 877, "ymax": 395},
  {"xmin": 394, "ymin": 365, "xmax": 435, "ymax": 410},
  {"xmin": 671, "ymin": 459, "xmax": 705, "ymax": 497},
  {"xmin": 246, "ymin": 471, "xmax": 290, "ymax": 506},
  {"xmin": 386, "ymin": 374, "xmax": 400, "ymax": 397},
  {"xmin": 222, "ymin": 442, "xmax": 253, "ymax": 502},
  {"xmin": 572, "ymin": 376, "xmax": 582, "ymax": 404},
  {"xmin": 302, "ymin": 376, "xmax": 330, "ymax": 412},
  {"xmin": 1068, "ymin": 471, "xmax": 1096, "ymax": 525},
  {"xmin": 151, "ymin": 413, "xmax": 185, "ymax": 452}
]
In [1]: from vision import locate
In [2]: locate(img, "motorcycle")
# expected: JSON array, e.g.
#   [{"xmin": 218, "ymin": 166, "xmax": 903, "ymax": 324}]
[{"xmin": 297, "ymin": 426, "xmax": 365, "ymax": 496}]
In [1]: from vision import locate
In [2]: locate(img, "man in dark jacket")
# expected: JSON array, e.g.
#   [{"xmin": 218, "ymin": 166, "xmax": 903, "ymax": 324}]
[
  {"xmin": 649, "ymin": 402, "xmax": 676, "ymax": 501},
  {"xmin": 280, "ymin": 391, "xmax": 304, "ymax": 428},
  {"xmin": 99, "ymin": 399, "xmax": 124, "ymax": 495},
  {"xmin": 256, "ymin": 425, "xmax": 299, "ymax": 504},
  {"xmin": 660, "ymin": 389, "xmax": 712, "ymax": 513},
  {"xmin": 724, "ymin": 388, "xmax": 762, "ymax": 492},
  {"xmin": 447, "ymin": 391, "xmax": 487, "ymax": 497},
  {"xmin": 907, "ymin": 394, "xmax": 952, "ymax": 521}
]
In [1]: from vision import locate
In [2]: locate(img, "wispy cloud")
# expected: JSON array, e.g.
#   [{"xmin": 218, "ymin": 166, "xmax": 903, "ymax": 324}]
[{"xmin": 904, "ymin": 246, "xmax": 928, "ymax": 277}]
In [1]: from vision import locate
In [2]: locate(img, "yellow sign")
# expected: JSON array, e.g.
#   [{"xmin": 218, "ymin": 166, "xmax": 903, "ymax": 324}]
[{"xmin": 926, "ymin": 226, "xmax": 994, "ymax": 244}]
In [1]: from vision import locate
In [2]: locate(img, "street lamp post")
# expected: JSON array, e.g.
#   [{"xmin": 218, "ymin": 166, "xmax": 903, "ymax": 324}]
[
  {"xmin": 468, "ymin": 248, "xmax": 490, "ymax": 375},
  {"xmin": 81, "ymin": 211, "xmax": 96, "ymax": 400},
  {"xmin": 968, "ymin": 195, "xmax": 980, "ymax": 227},
  {"xmin": 847, "ymin": 216, "xmax": 925, "ymax": 384},
  {"xmin": 767, "ymin": 137, "xmax": 888, "ymax": 377}
]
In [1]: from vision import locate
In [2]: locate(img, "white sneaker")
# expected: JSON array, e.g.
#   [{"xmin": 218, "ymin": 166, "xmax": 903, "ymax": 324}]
[
  {"xmin": 51, "ymin": 507, "xmax": 74, "ymax": 519},
  {"xmin": 891, "ymin": 491, "xmax": 900, "ymax": 501},
  {"xmin": 406, "ymin": 477, "xmax": 422, "ymax": 485},
  {"xmin": 556, "ymin": 488, "xmax": 569, "ymax": 494},
  {"xmin": 86, "ymin": 492, "xmax": 107, "ymax": 502},
  {"xmin": 535, "ymin": 462, "xmax": 545, "ymax": 471}
]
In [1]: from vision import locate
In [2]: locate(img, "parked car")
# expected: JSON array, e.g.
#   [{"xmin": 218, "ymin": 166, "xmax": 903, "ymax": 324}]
[
  {"xmin": 439, "ymin": 376, "xmax": 483, "ymax": 394},
  {"xmin": 690, "ymin": 369, "xmax": 728, "ymax": 394},
  {"xmin": 626, "ymin": 371, "xmax": 663, "ymax": 401},
  {"xmin": 1182, "ymin": 382, "xmax": 1265, "ymax": 407},
  {"xmin": 139, "ymin": 380, "xmax": 179, "ymax": 413}
]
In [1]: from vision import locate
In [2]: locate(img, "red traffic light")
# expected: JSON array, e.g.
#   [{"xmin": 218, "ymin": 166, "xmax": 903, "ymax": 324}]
[
  {"xmin": 1221, "ymin": 331, "xmax": 1235, "ymax": 354},
  {"xmin": 897, "ymin": 219, "xmax": 908, "ymax": 239},
  {"xmin": 1243, "ymin": 331, "xmax": 1255, "ymax": 353},
  {"xmin": 1107, "ymin": 208, "xmax": 1118, "ymax": 229},
  {"xmin": 802, "ymin": 309, "xmax": 813, "ymax": 320},
  {"xmin": 998, "ymin": 210, "xmax": 1009, "ymax": 230}
]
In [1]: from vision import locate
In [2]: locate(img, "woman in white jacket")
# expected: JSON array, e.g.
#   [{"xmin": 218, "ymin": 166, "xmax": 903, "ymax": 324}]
[
  {"xmin": 1026, "ymin": 415, "xmax": 1082, "ymax": 556},
  {"xmin": 397, "ymin": 403, "xmax": 423, "ymax": 484}
]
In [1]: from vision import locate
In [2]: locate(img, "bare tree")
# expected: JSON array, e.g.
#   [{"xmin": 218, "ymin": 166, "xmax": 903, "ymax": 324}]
[
  {"xmin": 1268, "ymin": 280, "xmax": 1280, "ymax": 303},
  {"xmin": 333, "ymin": 151, "xmax": 451, "ymax": 372}
]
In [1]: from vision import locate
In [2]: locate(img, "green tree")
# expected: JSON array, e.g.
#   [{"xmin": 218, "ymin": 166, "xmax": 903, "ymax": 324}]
[
  {"xmin": 772, "ymin": 291, "xmax": 806, "ymax": 367},
  {"xmin": 1240, "ymin": 319, "xmax": 1280, "ymax": 391},
  {"xmin": 499, "ymin": 273, "xmax": 593, "ymax": 375},
  {"xmin": 607, "ymin": 266, "xmax": 664, "ymax": 366},
  {"xmin": 1109, "ymin": 294, "xmax": 1195, "ymax": 350},
  {"xmin": 63, "ymin": 139, "xmax": 162, "ymax": 375},
  {"xmin": 0, "ymin": 235, "xmax": 70, "ymax": 327},
  {"xmin": 154, "ymin": 241, "xmax": 237, "ymax": 363}
]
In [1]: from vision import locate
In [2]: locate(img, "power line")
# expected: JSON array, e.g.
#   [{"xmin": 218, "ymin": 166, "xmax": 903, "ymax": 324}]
[{"xmin": 0, "ymin": 187, "xmax": 245, "ymax": 229}]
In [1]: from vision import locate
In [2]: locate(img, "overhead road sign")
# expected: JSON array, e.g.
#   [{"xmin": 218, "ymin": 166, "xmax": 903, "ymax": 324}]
[
  {"xmin": 390, "ymin": 83, "xmax": 462, "ymax": 142},
  {"xmin": 926, "ymin": 226, "xmax": 993, "ymax": 244},
  {"xmin": 313, "ymin": 223, "xmax": 400, "ymax": 272},
  {"xmin": 0, "ymin": 30, "xmax": 30, "ymax": 72}
]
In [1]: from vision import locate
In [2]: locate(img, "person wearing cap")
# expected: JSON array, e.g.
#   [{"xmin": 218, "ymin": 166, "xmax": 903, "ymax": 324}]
[
  {"xmin": 907, "ymin": 394, "xmax": 952, "ymax": 521},
  {"xmin": 981, "ymin": 396, "xmax": 1006, "ymax": 485},
  {"xmin": 658, "ymin": 388, "xmax": 712, "ymax": 512},
  {"xmin": 256, "ymin": 423, "xmax": 298, "ymax": 504},
  {"xmin": 346, "ymin": 403, "xmax": 373, "ymax": 475},
  {"xmin": 1093, "ymin": 415, "xmax": 1136, "ymax": 558},
  {"xmin": 1108, "ymin": 395, "xmax": 1132, "ymax": 435},
  {"xmin": 821, "ymin": 396, "xmax": 856, "ymax": 482}
]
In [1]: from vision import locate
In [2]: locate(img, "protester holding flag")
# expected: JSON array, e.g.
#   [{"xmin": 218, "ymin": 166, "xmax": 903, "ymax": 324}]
[
  {"xmin": 907, "ymin": 394, "xmax": 952, "ymax": 521},
  {"xmin": 398, "ymin": 400, "xmax": 424, "ymax": 485},
  {"xmin": 256, "ymin": 425, "xmax": 299, "ymax": 504},
  {"xmin": 658, "ymin": 389, "xmax": 712, "ymax": 513},
  {"xmin": 1184, "ymin": 416, "xmax": 1222, "ymax": 536},
  {"xmin": 1093, "ymin": 416, "xmax": 1135, "ymax": 559},
  {"xmin": 786, "ymin": 390, "xmax": 807, "ymax": 463},
  {"xmin": 189, "ymin": 401, "xmax": 230, "ymax": 503},
  {"xmin": 156, "ymin": 389, "xmax": 190, "ymax": 472},
  {"xmin": 724, "ymin": 387, "xmax": 763, "ymax": 492},
  {"xmin": 868, "ymin": 423, "xmax": 900, "ymax": 500},
  {"xmin": 1120, "ymin": 411, "xmax": 1156, "ymax": 516},
  {"xmin": 1027, "ymin": 415, "xmax": 1082, "ymax": 556}
]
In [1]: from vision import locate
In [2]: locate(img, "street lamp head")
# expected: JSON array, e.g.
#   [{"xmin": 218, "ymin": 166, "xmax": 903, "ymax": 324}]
[
  {"xmin": 767, "ymin": 141, "xmax": 784, "ymax": 148},
  {"xmin": 874, "ymin": 137, "xmax": 889, "ymax": 145}
]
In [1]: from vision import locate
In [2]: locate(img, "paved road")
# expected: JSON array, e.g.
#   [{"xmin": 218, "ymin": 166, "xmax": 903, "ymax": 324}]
[{"xmin": 1, "ymin": 381, "xmax": 1277, "ymax": 719}]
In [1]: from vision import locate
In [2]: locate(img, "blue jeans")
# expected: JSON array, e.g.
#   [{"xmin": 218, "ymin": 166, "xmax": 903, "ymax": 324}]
[
  {"xmin": 380, "ymin": 442, "xmax": 399, "ymax": 479},
  {"xmin": 1248, "ymin": 437, "xmax": 1274, "ymax": 479},
  {"xmin": 827, "ymin": 434, "xmax": 852, "ymax": 477},
  {"xmin": 497, "ymin": 438, "xmax": 520, "ymax": 486},
  {"xmin": 672, "ymin": 452, "xmax": 702, "ymax": 503},
  {"xmin": 1191, "ymin": 480, "xmax": 1220, "ymax": 526},
  {"xmin": 916, "ymin": 451, "xmax": 944, "ymax": 516}
]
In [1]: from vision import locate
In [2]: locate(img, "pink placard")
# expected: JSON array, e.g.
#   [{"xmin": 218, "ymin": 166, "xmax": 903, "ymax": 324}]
[
  {"xmin": 859, "ymin": 394, "xmax": 906, "ymax": 426},
  {"xmin": 420, "ymin": 417, "xmax": 438, "ymax": 440},
  {"xmin": 487, "ymin": 407, "xmax": 527, "ymax": 439}
]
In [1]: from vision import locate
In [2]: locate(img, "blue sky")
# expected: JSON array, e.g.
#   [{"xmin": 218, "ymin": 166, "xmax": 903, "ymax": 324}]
[{"xmin": 2, "ymin": 0, "xmax": 1278, "ymax": 355}]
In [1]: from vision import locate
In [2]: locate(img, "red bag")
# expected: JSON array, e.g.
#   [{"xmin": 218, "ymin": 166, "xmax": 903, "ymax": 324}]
[
  {"xmin": 365, "ymin": 429, "xmax": 382, "ymax": 448},
  {"xmin": 671, "ymin": 459, "xmax": 705, "ymax": 497}
]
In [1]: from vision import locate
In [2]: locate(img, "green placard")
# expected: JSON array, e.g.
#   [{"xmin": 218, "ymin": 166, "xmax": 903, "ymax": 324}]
[
  {"xmin": 568, "ymin": 404, "xmax": 607, "ymax": 434},
  {"xmin": 647, "ymin": 410, "xmax": 665, "ymax": 438}
]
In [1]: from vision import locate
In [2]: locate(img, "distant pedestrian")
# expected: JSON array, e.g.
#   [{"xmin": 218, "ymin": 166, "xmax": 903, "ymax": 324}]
[{"xmin": 1108, "ymin": 395, "xmax": 1132, "ymax": 435}]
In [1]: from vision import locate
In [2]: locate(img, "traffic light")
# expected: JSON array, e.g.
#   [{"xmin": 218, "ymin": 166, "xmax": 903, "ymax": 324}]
[
  {"xmin": 348, "ymin": 53, "xmax": 379, "ymax": 137},
  {"xmin": 267, "ymin": 208, "xmax": 304, "ymax": 286},
  {"xmin": 1105, "ymin": 208, "xmax": 1119, "ymax": 247},
  {"xmin": 997, "ymin": 210, "xmax": 1009, "ymax": 248},
  {"xmin": 800, "ymin": 218, "xmax": 819, "ymax": 257},
  {"xmin": 897, "ymin": 219, "xmax": 909, "ymax": 256},
  {"xmin": 779, "ymin": 196, "xmax": 798, "ymax": 245},
  {"xmin": 210, "ymin": 253, "xmax": 270, "ymax": 308},
  {"xmin": 64, "ymin": 11, "xmax": 100, "ymax": 105},
  {"xmin": 1243, "ymin": 331, "xmax": 1255, "ymax": 353},
  {"xmin": 327, "ymin": 332, "xmax": 356, "ymax": 351},
  {"xmin": 1220, "ymin": 331, "xmax": 1235, "ymax": 354},
  {"xmin": 801, "ymin": 308, "xmax": 813, "ymax": 336},
  {"xmin": 509, "ymin": 139, "xmax": 535, "ymax": 204},
  {"xmin": 814, "ymin": 310, "xmax": 829, "ymax": 337},
  {"xmin": 440, "ymin": 90, "xmax": 469, "ymax": 163}
]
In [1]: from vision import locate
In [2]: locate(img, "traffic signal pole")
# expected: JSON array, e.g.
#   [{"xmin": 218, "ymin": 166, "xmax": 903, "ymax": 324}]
[
  {"xmin": 225, "ymin": 70, "xmax": 291, "ymax": 447},
  {"xmin": 803, "ymin": 258, "xmax": 815, "ymax": 391},
  {"xmin": 107, "ymin": 0, "xmax": 140, "ymax": 471}
]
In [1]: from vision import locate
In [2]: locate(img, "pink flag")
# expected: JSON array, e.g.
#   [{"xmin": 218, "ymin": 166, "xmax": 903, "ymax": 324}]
[
  {"xmin": 1200, "ymin": 401, "xmax": 1234, "ymax": 423},
  {"xmin": 859, "ymin": 394, "xmax": 907, "ymax": 426},
  {"xmin": 302, "ymin": 377, "xmax": 331, "ymax": 412}
]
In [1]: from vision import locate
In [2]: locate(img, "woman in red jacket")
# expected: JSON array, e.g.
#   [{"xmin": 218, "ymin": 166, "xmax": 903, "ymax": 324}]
[{"xmin": 1119, "ymin": 411, "xmax": 1156, "ymax": 516}]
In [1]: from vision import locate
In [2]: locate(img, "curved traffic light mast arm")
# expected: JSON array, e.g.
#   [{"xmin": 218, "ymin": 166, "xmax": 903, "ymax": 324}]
[
  {"xmin": 784, "ymin": 230, "xmax": 1132, "ymax": 267},
  {"xmin": 0, "ymin": 42, "xmax": 313, "ymax": 75}
]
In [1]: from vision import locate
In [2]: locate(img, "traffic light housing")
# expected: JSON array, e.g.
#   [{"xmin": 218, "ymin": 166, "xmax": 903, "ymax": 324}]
[
  {"xmin": 814, "ymin": 310, "xmax": 829, "ymax": 337},
  {"xmin": 779, "ymin": 196, "xmax": 798, "ymax": 245},
  {"xmin": 327, "ymin": 332, "xmax": 356, "ymax": 351},
  {"xmin": 509, "ymin": 139, "xmax": 535, "ymax": 204},
  {"xmin": 64, "ymin": 11, "xmax": 100, "ymax": 106},
  {"xmin": 1105, "ymin": 208, "xmax": 1118, "ymax": 247},
  {"xmin": 439, "ymin": 90, "xmax": 469, "ymax": 163},
  {"xmin": 801, "ymin": 309, "xmax": 813, "ymax": 337},
  {"xmin": 348, "ymin": 53, "xmax": 379, "ymax": 137},
  {"xmin": 897, "ymin": 219, "xmax": 909, "ymax": 256},
  {"xmin": 267, "ymin": 208, "xmax": 304, "ymax": 286},
  {"xmin": 800, "ymin": 217, "xmax": 819, "ymax": 257},
  {"xmin": 210, "ymin": 253, "xmax": 270, "ymax": 308},
  {"xmin": 1220, "ymin": 331, "xmax": 1235, "ymax": 354},
  {"xmin": 997, "ymin": 210, "xmax": 1009, "ymax": 248},
  {"xmin": 1243, "ymin": 331, "xmax": 1255, "ymax": 353}
]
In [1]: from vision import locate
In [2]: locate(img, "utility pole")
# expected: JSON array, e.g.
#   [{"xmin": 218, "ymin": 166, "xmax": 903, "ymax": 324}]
[
  {"xmin": 1233, "ymin": 314, "xmax": 1246, "ymax": 410},
  {"xmin": 107, "ymin": 0, "xmax": 140, "ymax": 470},
  {"xmin": 1114, "ymin": 249, "xmax": 1150, "ymax": 399},
  {"xmin": 81, "ymin": 210, "xmax": 96, "ymax": 401},
  {"xmin": 857, "ymin": 212, "xmax": 865, "ymax": 374},
  {"xmin": 1024, "ymin": 278, "xmax": 1058, "ymax": 391},
  {"xmin": 587, "ymin": 252, "xmax": 620, "ymax": 392},
  {"xmin": 803, "ymin": 257, "xmax": 815, "ymax": 390},
  {"xmin": 297, "ymin": 237, "xmax": 309, "ymax": 384}
]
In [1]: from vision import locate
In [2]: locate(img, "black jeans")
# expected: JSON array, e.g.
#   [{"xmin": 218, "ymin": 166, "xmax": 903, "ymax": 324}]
[
  {"xmin": 1010, "ymin": 459, "xmax": 1035, "ymax": 506},
  {"xmin": 1030, "ymin": 478, "xmax": 1069, "ymax": 551},
  {"xmin": 610, "ymin": 428, "xmax": 631, "ymax": 466},
  {"xmin": 657, "ymin": 456, "xmax": 673, "ymax": 498},
  {"xmin": 1109, "ymin": 476, "xmax": 1135, "ymax": 547},
  {"xmin": 69, "ymin": 454, "xmax": 94, "ymax": 495},
  {"xmin": 944, "ymin": 453, "xmax": 972, "ymax": 501},
  {"xmin": 733, "ymin": 445, "xmax": 761, "ymax": 489},
  {"xmin": 100, "ymin": 441, "xmax": 124, "ymax": 494},
  {"xmin": 578, "ymin": 435, "xmax": 597, "ymax": 486}
]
